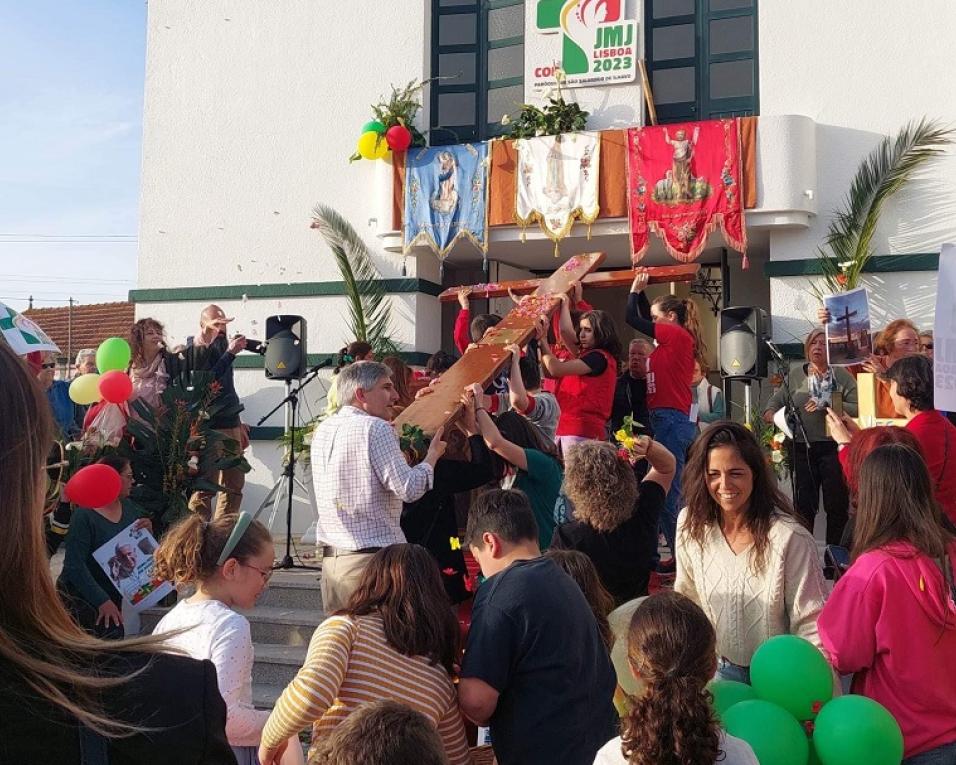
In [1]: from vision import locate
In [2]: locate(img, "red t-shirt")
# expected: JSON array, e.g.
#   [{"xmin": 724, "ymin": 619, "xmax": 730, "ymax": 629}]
[
  {"xmin": 646, "ymin": 322, "xmax": 695, "ymax": 414},
  {"xmin": 906, "ymin": 410, "xmax": 956, "ymax": 526}
]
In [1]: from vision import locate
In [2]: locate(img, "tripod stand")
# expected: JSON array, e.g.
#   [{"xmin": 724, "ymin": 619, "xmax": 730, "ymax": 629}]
[{"xmin": 253, "ymin": 365, "xmax": 326, "ymax": 570}]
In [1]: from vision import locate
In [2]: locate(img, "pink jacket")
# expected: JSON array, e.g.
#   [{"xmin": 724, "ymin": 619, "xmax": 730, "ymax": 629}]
[{"xmin": 818, "ymin": 541, "xmax": 956, "ymax": 758}]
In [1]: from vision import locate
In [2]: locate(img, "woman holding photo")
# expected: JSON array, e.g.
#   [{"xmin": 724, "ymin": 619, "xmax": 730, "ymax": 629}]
[
  {"xmin": 57, "ymin": 454, "xmax": 152, "ymax": 640},
  {"xmin": 763, "ymin": 328, "xmax": 858, "ymax": 546}
]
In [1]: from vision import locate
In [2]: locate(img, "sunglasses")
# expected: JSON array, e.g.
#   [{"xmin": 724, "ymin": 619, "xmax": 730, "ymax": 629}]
[
  {"xmin": 41, "ymin": 362, "xmax": 57, "ymax": 369},
  {"xmin": 922, "ymin": 343, "xmax": 934, "ymax": 350}
]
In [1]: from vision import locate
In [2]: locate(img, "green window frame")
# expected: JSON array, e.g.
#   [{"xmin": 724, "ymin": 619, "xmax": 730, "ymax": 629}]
[
  {"xmin": 645, "ymin": 0, "xmax": 758, "ymax": 124},
  {"xmin": 430, "ymin": 0, "xmax": 525, "ymax": 146}
]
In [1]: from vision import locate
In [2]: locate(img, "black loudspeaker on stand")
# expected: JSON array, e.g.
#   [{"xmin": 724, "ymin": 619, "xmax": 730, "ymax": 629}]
[
  {"xmin": 254, "ymin": 315, "xmax": 325, "ymax": 571},
  {"xmin": 719, "ymin": 306, "xmax": 771, "ymax": 379},
  {"xmin": 265, "ymin": 315, "xmax": 308, "ymax": 380}
]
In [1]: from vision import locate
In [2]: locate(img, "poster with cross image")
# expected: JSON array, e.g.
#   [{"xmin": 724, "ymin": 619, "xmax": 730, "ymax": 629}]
[{"xmin": 823, "ymin": 287, "xmax": 873, "ymax": 366}]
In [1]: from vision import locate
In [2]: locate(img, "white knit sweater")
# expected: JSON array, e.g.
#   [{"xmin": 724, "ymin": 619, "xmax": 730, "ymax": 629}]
[{"xmin": 674, "ymin": 511, "xmax": 828, "ymax": 667}]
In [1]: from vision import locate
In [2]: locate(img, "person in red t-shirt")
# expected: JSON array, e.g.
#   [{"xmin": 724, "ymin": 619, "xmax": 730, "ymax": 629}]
[
  {"xmin": 625, "ymin": 268, "xmax": 706, "ymax": 572},
  {"xmin": 539, "ymin": 295, "xmax": 622, "ymax": 454}
]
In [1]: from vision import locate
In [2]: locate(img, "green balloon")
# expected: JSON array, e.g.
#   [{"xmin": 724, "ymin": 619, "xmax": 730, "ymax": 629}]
[
  {"xmin": 96, "ymin": 337, "xmax": 132, "ymax": 373},
  {"xmin": 723, "ymin": 700, "xmax": 809, "ymax": 765},
  {"xmin": 709, "ymin": 680, "xmax": 757, "ymax": 720},
  {"xmin": 361, "ymin": 120, "xmax": 385, "ymax": 135},
  {"xmin": 751, "ymin": 635, "xmax": 833, "ymax": 720},
  {"xmin": 813, "ymin": 695, "xmax": 903, "ymax": 765}
]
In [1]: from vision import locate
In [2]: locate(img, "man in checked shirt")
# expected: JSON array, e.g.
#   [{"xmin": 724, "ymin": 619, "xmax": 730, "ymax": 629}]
[{"xmin": 311, "ymin": 361, "xmax": 447, "ymax": 610}]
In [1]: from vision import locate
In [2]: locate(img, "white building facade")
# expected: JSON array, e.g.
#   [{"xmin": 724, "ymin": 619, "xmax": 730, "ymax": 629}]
[{"xmin": 136, "ymin": 0, "xmax": 956, "ymax": 529}]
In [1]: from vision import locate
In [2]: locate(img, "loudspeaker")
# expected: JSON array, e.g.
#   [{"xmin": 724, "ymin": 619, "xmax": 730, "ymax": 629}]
[
  {"xmin": 265, "ymin": 315, "xmax": 307, "ymax": 380},
  {"xmin": 719, "ymin": 307, "xmax": 770, "ymax": 379}
]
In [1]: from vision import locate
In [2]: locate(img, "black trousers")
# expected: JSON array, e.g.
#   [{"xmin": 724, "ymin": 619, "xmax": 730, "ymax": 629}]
[{"xmin": 789, "ymin": 440, "xmax": 849, "ymax": 546}]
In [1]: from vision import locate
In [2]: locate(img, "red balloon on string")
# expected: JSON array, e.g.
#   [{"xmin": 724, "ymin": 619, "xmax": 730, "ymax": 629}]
[
  {"xmin": 385, "ymin": 124, "xmax": 413, "ymax": 152},
  {"xmin": 66, "ymin": 464, "xmax": 122, "ymax": 508},
  {"xmin": 98, "ymin": 370, "xmax": 133, "ymax": 403}
]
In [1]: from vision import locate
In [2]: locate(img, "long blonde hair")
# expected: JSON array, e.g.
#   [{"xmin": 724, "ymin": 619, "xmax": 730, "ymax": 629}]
[{"xmin": 0, "ymin": 342, "xmax": 167, "ymax": 736}]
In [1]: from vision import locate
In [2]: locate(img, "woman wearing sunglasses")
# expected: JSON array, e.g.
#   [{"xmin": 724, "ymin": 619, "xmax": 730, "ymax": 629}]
[{"xmin": 153, "ymin": 512, "xmax": 300, "ymax": 764}]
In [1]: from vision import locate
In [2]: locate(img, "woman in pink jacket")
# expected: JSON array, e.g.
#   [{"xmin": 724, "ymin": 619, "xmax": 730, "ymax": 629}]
[{"xmin": 818, "ymin": 443, "xmax": 956, "ymax": 764}]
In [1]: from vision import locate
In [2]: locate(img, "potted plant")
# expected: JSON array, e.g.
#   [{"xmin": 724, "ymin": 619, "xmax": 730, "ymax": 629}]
[{"xmin": 505, "ymin": 69, "xmax": 590, "ymax": 139}]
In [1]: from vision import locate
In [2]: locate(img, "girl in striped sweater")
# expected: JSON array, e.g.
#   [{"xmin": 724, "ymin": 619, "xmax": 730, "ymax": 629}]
[{"xmin": 259, "ymin": 544, "xmax": 472, "ymax": 765}]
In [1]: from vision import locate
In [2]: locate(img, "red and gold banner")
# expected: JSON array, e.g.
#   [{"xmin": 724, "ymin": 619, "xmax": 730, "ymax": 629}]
[{"xmin": 627, "ymin": 118, "xmax": 747, "ymax": 267}]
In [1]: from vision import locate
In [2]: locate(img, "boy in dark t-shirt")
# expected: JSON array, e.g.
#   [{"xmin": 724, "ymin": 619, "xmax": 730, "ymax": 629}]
[{"xmin": 459, "ymin": 489, "xmax": 618, "ymax": 765}]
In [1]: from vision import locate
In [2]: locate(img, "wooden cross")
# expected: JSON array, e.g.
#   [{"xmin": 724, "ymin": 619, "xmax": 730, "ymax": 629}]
[
  {"xmin": 833, "ymin": 305, "xmax": 859, "ymax": 357},
  {"xmin": 396, "ymin": 257, "xmax": 700, "ymax": 435}
]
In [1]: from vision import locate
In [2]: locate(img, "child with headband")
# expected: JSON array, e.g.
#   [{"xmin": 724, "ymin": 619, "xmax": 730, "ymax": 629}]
[{"xmin": 153, "ymin": 512, "xmax": 297, "ymax": 764}]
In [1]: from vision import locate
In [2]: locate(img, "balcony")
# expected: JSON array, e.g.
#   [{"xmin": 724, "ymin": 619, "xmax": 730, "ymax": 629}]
[{"xmin": 377, "ymin": 114, "xmax": 817, "ymax": 270}]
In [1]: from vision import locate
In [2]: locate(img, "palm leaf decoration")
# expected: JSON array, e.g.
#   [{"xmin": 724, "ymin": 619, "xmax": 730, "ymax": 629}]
[
  {"xmin": 814, "ymin": 118, "xmax": 953, "ymax": 295},
  {"xmin": 311, "ymin": 204, "xmax": 400, "ymax": 358}
]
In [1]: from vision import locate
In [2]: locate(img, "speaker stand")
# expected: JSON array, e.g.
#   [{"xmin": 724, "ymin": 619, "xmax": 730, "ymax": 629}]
[{"xmin": 253, "ymin": 370, "xmax": 324, "ymax": 571}]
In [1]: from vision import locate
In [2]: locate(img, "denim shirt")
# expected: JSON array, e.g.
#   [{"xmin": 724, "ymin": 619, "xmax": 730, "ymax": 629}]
[{"xmin": 47, "ymin": 379, "xmax": 82, "ymax": 439}]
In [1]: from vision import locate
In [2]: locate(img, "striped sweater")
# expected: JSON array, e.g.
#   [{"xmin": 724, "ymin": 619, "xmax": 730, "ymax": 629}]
[{"xmin": 261, "ymin": 613, "xmax": 472, "ymax": 765}]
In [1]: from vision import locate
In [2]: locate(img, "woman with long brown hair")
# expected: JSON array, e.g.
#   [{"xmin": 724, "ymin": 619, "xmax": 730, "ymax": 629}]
[
  {"xmin": 0, "ymin": 342, "xmax": 234, "ymax": 762},
  {"xmin": 675, "ymin": 422, "xmax": 829, "ymax": 683},
  {"xmin": 544, "ymin": 549, "xmax": 616, "ymax": 650},
  {"xmin": 593, "ymin": 592, "xmax": 758, "ymax": 765},
  {"xmin": 539, "ymin": 300, "xmax": 622, "ymax": 452},
  {"xmin": 129, "ymin": 317, "xmax": 171, "ymax": 408},
  {"xmin": 763, "ymin": 327, "xmax": 858, "ymax": 545},
  {"xmin": 258, "ymin": 544, "xmax": 471, "ymax": 765},
  {"xmin": 382, "ymin": 355, "xmax": 416, "ymax": 414},
  {"xmin": 625, "ymin": 268, "xmax": 705, "ymax": 573},
  {"xmin": 819, "ymin": 444, "xmax": 956, "ymax": 764}
]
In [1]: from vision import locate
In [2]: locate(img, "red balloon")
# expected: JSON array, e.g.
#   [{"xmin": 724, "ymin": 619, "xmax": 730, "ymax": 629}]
[
  {"xmin": 385, "ymin": 124, "xmax": 413, "ymax": 152},
  {"xmin": 98, "ymin": 370, "xmax": 133, "ymax": 403},
  {"xmin": 66, "ymin": 464, "xmax": 122, "ymax": 508}
]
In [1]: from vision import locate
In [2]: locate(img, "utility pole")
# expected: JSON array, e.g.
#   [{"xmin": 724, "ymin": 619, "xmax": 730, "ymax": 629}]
[
  {"xmin": 67, "ymin": 297, "xmax": 74, "ymax": 371},
  {"xmin": 28, "ymin": 295, "xmax": 34, "ymax": 310}
]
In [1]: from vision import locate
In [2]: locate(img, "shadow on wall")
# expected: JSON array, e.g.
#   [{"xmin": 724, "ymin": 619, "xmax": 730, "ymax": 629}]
[{"xmin": 863, "ymin": 272, "xmax": 938, "ymax": 332}]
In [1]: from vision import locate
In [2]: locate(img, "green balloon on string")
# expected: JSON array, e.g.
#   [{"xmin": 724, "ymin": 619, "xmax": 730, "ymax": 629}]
[
  {"xmin": 361, "ymin": 120, "xmax": 385, "ymax": 135},
  {"xmin": 812, "ymin": 695, "xmax": 903, "ymax": 765},
  {"xmin": 709, "ymin": 680, "xmax": 757, "ymax": 720},
  {"xmin": 95, "ymin": 337, "xmax": 132, "ymax": 373},
  {"xmin": 723, "ymin": 700, "xmax": 809, "ymax": 765}
]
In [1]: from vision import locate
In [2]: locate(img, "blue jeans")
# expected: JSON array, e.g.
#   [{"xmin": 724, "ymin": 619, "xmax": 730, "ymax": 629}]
[
  {"xmin": 716, "ymin": 658, "xmax": 751, "ymax": 684},
  {"xmin": 904, "ymin": 742, "xmax": 956, "ymax": 765},
  {"xmin": 650, "ymin": 408, "xmax": 697, "ymax": 556}
]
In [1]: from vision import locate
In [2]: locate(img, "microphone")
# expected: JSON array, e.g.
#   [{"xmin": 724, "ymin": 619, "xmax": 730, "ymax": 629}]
[{"xmin": 765, "ymin": 339, "xmax": 786, "ymax": 362}]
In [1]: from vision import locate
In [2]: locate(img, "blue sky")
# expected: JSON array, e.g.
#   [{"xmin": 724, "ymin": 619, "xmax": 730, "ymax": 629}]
[{"xmin": 0, "ymin": 0, "xmax": 145, "ymax": 311}]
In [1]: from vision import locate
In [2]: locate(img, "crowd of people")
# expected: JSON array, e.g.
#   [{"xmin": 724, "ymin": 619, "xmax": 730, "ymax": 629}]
[{"xmin": 4, "ymin": 267, "xmax": 955, "ymax": 765}]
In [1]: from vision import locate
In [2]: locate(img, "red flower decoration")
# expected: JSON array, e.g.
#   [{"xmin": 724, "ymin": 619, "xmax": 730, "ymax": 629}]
[
  {"xmin": 811, "ymin": 700, "xmax": 823, "ymax": 714},
  {"xmin": 441, "ymin": 567, "xmax": 457, "ymax": 577},
  {"xmin": 836, "ymin": 274, "xmax": 848, "ymax": 286}
]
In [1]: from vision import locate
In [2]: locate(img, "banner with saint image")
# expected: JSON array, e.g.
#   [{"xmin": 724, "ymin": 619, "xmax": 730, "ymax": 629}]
[
  {"xmin": 627, "ymin": 118, "xmax": 746, "ymax": 266},
  {"xmin": 515, "ymin": 131, "xmax": 601, "ymax": 256},
  {"xmin": 403, "ymin": 142, "xmax": 490, "ymax": 260}
]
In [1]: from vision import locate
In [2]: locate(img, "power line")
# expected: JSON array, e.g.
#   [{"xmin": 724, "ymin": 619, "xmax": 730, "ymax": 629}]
[
  {"xmin": 0, "ymin": 240, "xmax": 138, "ymax": 244},
  {"xmin": 0, "ymin": 233, "xmax": 137, "ymax": 238},
  {"xmin": 0, "ymin": 274, "xmax": 135, "ymax": 285}
]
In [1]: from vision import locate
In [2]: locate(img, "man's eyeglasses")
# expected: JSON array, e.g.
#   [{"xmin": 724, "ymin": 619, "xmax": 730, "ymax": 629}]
[{"xmin": 241, "ymin": 562, "xmax": 274, "ymax": 583}]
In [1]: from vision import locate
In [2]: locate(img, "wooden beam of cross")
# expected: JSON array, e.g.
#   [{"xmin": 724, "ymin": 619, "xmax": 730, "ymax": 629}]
[
  {"xmin": 394, "ymin": 251, "xmax": 608, "ymax": 436},
  {"xmin": 437, "ymin": 263, "xmax": 700, "ymax": 302}
]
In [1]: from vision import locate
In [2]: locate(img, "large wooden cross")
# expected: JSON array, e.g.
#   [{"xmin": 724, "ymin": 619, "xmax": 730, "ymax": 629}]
[{"xmin": 394, "ymin": 256, "xmax": 700, "ymax": 435}]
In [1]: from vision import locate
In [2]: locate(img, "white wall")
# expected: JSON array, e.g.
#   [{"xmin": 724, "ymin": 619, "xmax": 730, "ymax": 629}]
[{"xmin": 760, "ymin": 1, "xmax": 956, "ymax": 265}]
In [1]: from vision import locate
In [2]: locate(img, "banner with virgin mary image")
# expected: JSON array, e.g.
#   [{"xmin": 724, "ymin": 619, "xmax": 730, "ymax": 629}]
[
  {"xmin": 627, "ymin": 118, "xmax": 747, "ymax": 266},
  {"xmin": 515, "ymin": 131, "xmax": 600, "ymax": 256},
  {"xmin": 403, "ymin": 142, "xmax": 490, "ymax": 259}
]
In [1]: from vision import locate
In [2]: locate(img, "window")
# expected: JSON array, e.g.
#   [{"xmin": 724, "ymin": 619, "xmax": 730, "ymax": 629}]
[
  {"xmin": 431, "ymin": 0, "xmax": 524, "ymax": 145},
  {"xmin": 645, "ymin": 0, "xmax": 758, "ymax": 123}
]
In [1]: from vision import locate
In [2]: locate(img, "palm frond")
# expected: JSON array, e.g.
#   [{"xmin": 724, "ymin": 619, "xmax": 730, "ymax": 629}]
[
  {"xmin": 311, "ymin": 204, "xmax": 399, "ymax": 355},
  {"xmin": 816, "ymin": 118, "xmax": 953, "ymax": 293}
]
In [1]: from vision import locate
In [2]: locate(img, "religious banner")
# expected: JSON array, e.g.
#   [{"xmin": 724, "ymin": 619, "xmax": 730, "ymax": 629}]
[
  {"xmin": 403, "ymin": 142, "xmax": 490, "ymax": 261},
  {"xmin": 627, "ymin": 118, "xmax": 747, "ymax": 266},
  {"xmin": 0, "ymin": 300, "xmax": 60, "ymax": 355},
  {"xmin": 515, "ymin": 131, "xmax": 600, "ymax": 256},
  {"xmin": 934, "ymin": 243, "xmax": 956, "ymax": 411}
]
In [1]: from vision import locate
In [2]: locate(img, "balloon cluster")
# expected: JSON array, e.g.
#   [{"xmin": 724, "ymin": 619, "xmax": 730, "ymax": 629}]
[
  {"xmin": 356, "ymin": 119, "xmax": 412, "ymax": 161},
  {"xmin": 710, "ymin": 636, "xmax": 904, "ymax": 765},
  {"xmin": 68, "ymin": 336, "xmax": 134, "ymax": 406}
]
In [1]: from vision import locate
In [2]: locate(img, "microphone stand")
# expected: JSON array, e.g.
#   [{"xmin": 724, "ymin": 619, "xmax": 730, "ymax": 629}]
[
  {"xmin": 253, "ymin": 361, "xmax": 328, "ymax": 570},
  {"xmin": 765, "ymin": 341, "xmax": 812, "ymax": 496}
]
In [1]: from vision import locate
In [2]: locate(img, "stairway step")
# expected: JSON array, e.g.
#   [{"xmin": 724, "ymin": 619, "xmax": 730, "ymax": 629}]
[
  {"xmin": 252, "ymin": 644, "xmax": 309, "ymax": 686},
  {"xmin": 142, "ymin": 605, "xmax": 326, "ymax": 645},
  {"xmin": 257, "ymin": 573, "xmax": 323, "ymax": 611},
  {"xmin": 252, "ymin": 682, "xmax": 286, "ymax": 710}
]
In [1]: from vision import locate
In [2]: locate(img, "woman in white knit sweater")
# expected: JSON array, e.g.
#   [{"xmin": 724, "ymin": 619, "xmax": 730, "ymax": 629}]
[{"xmin": 675, "ymin": 422, "xmax": 829, "ymax": 683}]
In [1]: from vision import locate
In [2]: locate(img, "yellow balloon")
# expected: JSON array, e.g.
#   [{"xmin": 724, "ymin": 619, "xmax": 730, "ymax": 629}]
[
  {"xmin": 357, "ymin": 130, "xmax": 389, "ymax": 161},
  {"xmin": 69, "ymin": 372, "xmax": 102, "ymax": 405}
]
